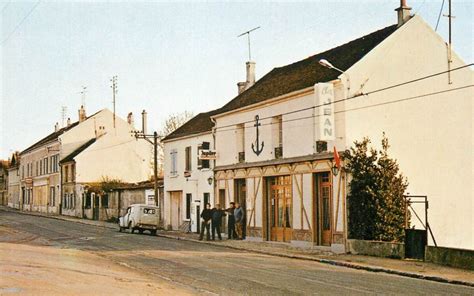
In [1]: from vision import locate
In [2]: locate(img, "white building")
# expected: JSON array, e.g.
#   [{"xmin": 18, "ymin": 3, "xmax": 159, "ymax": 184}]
[
  {"xmin": 162, "ymin": 110, "xmax": 218, "ymax": 232},
  {"xmin": 211, "ymin": 3, "xmax": 472, "ymax": 250}
]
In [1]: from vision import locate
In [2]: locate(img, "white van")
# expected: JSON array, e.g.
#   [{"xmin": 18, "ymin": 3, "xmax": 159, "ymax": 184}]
[{"xmin": 119, "ymin": 204, "xmax": 159, "ymax": 235}]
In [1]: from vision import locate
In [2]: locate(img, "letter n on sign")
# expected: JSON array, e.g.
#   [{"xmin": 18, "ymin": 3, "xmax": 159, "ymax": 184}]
[{"xmin": 314, "ymin": 83, "xmax": 335, "ymax": 141}]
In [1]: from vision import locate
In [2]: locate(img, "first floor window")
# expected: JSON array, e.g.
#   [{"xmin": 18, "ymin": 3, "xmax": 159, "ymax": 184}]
[{"xmin": 170, "ymin": 149, "xmax": 178, "ymax": 175}]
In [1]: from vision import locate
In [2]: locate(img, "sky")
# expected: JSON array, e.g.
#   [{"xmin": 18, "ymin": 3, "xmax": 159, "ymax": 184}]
[{"xmin": 1, "ymin": 0, "xmax": 472, "ymax": 159}]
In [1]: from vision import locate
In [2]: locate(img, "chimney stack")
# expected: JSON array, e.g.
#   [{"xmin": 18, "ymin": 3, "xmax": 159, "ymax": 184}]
[
  {"xmin": 78, "ymin": 105, "xmax": 87, "ymax": 122},
  {"xmin": 54, "ymin": 122, "xmax": 59, "ymax": 132},
  {"xmin": 127, "ymin": 112, "xmax": 134, "ymax": 127},
  {"xmin": 395, "ymin": 0, "xmax": 412, "ymax": 27},
  {"xmin": 67, "ymin": 117, "xmax": 71, "ymax": 127},
  {"xmin": 141, "ymin": 110, "xmax": 147, "ymax": 134},
  {"xmin": 237, "ymin": 61, "xmax": 256, "ymax": 95}
]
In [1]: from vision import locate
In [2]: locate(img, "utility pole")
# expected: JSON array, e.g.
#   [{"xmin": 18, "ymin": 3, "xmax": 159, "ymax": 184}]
[
  {"xmin": 443, "ymin": 0, "xmax": 454, "ymax": 84},
  {"xmin": 238, "ymin": 26, "xmax": 260, "ymax": 61},
  {"xmin": 110, "ymin": 76, "xmax": 118, "ymax": 128},
  {"xmin": 133, "ymin": 131, "xmax": 161, "ymax": 224}
]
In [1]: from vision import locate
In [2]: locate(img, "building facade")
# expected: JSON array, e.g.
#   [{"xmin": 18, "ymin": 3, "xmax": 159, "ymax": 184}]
[
  {"xmin": 7, "ymin": 153, "xmax": 20, "ymax": 209},
  {"xmin": 163, "ymin": 111, "xmax": 217, "ymax": 232}
]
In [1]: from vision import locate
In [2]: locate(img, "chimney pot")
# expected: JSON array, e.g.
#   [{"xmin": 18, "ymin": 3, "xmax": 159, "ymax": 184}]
[
  {"xmin": 54, "ymin": 122, "xmax": 59, "ymax": 132},
  {"xmin": 78, "ymin": 105, "xmax": 87, "ymax": 122},
  {"xmin": 67, "ymin": 118, "xmax": 71, "ymax": 126},
  {"xmin": 246, "ymin": 61, "xmax": 256, "ymax": 86},
  {"xmin": 395, "ymin": 0, "xmax": 411, "ymax": 27}
]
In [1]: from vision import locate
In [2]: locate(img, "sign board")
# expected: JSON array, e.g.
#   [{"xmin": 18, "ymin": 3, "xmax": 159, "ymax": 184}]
[
  {"xmin": 199, "ymin": 149, "xmax": 217, "ymax": 160},
  {"xmin": 315, "ymin": 82, "xmax": 335, "ymax": 141}
]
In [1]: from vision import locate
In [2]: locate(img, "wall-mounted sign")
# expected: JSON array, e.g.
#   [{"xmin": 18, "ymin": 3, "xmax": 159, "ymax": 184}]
[
  {"xmin": 251, "ymin": 115, "xmax": 264, "ymax": 156},
  {"xmin": 199, "ymin": 150, "xmax": 217, "ymax": 160},
  {"xmin": 315, "ymin": 82, "xmax": 335, "ymax": 141}
]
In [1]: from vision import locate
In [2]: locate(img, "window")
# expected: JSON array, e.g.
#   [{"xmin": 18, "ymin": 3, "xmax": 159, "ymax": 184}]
[
  {"xmin": 170, "ymin": 149, "xmax": 178, "ymax": 175},
  {"xmin": 203, "ymin": 192, "xmax": 210, "ymax": 206},
  {"xmin": 21, "ymin": 165, "xmax": 24, "ymax": 179},
  {"xmin": 45, "ymin": 158, "xmax": 48, "ymax": 174},
  {"xmin": 71, "ymin": 164, "xmax": 75, "ymax": 182},
  {"xmin": 101, "ymin": 194, "xmax": 109, "ymax": 208},
  {"xmin": 40, "ymin": 160, "xmax": 43, "ymax": 175},
  {"xmin": 201, "ymin": 142, "xmax": 210, "ymax": 169},
  {"xmin": 236, "ymin": 124, "xmax": 245, "ymax": 162},
  {"xmin": 185, "ymin": 146, "xmax": 192, "ymax": 171},
  {"xmin": 185, "ymin": 193, "xmax": 192, "ymax": 219},
  {"xmin": 63, "ymin": 193, "xmax": 67, "ymax": 209},
  {"xmin": 64, "ymin": 166, "xmax": 69, "ymax": 182},
  {"xmin": 36, "ymin": 161, "xmax": 39, "ymax": 176},
  {"xmin": 49, "ymin": 186, "xmax": 55, "ymax": 206},
  {"xmin": 272, "ymin": 116, "xmax": 283, "ymax": 159}
]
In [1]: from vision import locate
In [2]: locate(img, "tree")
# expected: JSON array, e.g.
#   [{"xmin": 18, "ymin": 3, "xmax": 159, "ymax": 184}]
[{"xmin": 344, "ymin": 134, "xmax": 409, "ymax": 242}]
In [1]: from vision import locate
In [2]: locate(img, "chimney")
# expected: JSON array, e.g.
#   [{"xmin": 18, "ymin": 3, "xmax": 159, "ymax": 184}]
[
  {"xmin": 246, "ymin": 61, "xmax": 256, "ymax": 86},
  {"xmin": 395, "ymin": 0, "xmax": 412, "ymax": 27},
  {"xmin": 54, "ymin": 122, "xmax": 59, "ymax": 132},
  {"xmin": 127, "ymin": 112, "xmax": 134, "ymax": 127},
  {"xmin": 67, "ymin": 117, "xmax": 71, "ymax": 127},
  {"xmin": 141, "ymin": 110, "xmax": 147, "ymax": 134},
  {"xmin": 237, "ymin": 61, "xmax": 256, "ymax": 95},
  {"xmin": 78, "ymin": 105, "xmax": 87, "ymax": 122}
]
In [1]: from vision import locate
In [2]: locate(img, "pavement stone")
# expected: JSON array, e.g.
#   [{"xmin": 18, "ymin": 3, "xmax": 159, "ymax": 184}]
[{"xmin": 2, "ymin": 206, "xmax": 472, "ymax": 287}]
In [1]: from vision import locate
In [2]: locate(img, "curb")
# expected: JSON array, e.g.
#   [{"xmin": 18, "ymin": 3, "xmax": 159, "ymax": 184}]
[{"xmin": 156, "ymin": 233, "xmax": 474, "ymax": 288}]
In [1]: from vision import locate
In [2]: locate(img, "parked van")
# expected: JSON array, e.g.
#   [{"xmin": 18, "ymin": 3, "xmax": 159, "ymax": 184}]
[{"xmin": 119, "ymin": 204, "xmax": 159, "ymax": 235}]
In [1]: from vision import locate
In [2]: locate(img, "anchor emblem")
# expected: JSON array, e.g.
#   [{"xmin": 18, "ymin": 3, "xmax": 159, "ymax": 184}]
[{"xmin": 251, "ymin": 115, "xmax": 264, "ymax": 156}]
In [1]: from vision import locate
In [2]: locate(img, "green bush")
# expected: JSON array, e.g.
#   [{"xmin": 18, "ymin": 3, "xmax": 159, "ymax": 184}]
[{"xmin": 344, "ymin": 134, "xmax": 409, "ymax": 242}]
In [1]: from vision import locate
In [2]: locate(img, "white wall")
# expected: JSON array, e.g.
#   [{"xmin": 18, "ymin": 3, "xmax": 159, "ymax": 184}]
[
  {"xmin": 163, "ymin": 132, "xmax": 214, "ymax": 231},
  {"xmin": 343, "ymin": 16, "xmax": 473, "ymax": 249}
]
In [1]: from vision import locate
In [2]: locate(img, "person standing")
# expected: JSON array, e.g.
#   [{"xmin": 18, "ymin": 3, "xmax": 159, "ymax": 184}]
[
  {"xmin": 225, "ymin": 202, "xmax": 237, "ymax": 239},
  {"xmin": 211, "ymin": 204, "xmax": 226, "ymax": 240},
  {"xmin": 199, "ymin": 203, "xmax": 212, "ymax": 241},
  {"xmin": 234, "ymin": 202, "xmax": 243, "ymax": 240}
]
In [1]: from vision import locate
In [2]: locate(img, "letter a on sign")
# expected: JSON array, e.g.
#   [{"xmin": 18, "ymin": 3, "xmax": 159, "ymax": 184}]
[{"xmin": 315, "ymin": 83, "xmax": 335, "ymax": 141}]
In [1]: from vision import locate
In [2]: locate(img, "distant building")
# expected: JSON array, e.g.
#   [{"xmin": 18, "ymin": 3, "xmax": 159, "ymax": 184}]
[
  {"xmin": 0, "ymin": 160, "xmax": 9, "ymax": 206},
  {"xmin": 7, "ymin": 153, "xmax": 20, "ymax": 209},
  {"xmin": 162, "ymin": 110, "xmax": 218, "ymax": 232}
]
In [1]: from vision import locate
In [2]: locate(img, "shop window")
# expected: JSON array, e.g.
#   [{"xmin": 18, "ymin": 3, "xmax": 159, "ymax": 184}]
[
  {"xmin": 85, "ymin": 193, "xmax": 91, "ymax": 209},
  {"xmin": 101, "ymin": 194, "xmax": 109, "ymax": 208}
]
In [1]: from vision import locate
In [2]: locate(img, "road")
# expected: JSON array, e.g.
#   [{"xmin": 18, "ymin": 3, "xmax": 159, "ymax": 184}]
[{"xmin": 0, "ymin": 209, "xmax": 472, "ymax": 295}]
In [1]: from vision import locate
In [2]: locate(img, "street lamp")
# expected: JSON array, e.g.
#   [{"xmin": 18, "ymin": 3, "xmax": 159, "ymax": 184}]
[{"xmin": 319, "ymin": 59, "xmax": 350, "ymax": 92}]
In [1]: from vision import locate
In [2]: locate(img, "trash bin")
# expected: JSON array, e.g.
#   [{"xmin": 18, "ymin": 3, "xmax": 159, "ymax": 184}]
[{"xmin": 405, "ymin": 229, "xmax": 427, "ymax": 260}]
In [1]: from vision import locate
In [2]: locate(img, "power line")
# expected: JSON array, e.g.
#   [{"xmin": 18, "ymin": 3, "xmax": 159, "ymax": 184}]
[
  {"xmin": 215, "ymin": 84, "xmax": 474, "ymax": 134},
  {"xmin": 1, "ymin": 0, "xmax": 41, "ymax": 46},
  {"xmin": 213, "ymin": 63, "xmax": 473, "ymax": 132}
]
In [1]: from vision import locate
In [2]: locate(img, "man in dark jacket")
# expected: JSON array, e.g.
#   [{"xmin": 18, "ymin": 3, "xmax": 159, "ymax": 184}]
[
  {"xmin": 199, "ymin": 203, "xmax": 212, "ymax": 241},
  {"xmin": 225, "ymin": 202, "xmax": 237, "ymax": 239},
  {"xmin": 234, "ymin": 202, "xmax": 244, "ymax": 240},
  {"xmin": 211, "ymin": 204, "xmax": 226, "ymax": 240}
]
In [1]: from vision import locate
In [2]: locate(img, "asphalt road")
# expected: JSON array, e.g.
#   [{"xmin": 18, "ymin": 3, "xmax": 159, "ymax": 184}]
[{"xmin": 0, "ymin": 209, "xmax": 472, "ymax": 295}]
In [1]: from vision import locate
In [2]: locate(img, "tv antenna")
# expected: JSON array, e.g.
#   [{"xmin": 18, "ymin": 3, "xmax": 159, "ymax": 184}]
[
  {"xmin": 61, "ymin": 106, "xmax": 67, "ymax": 127},
  {"xmin": 238, "ymin": 26, "xmax": 260, "ymax": 61},
  {"xmin": 110, "ymin": 76, "xmax": 118, "ymax": 128},
  {"xmin": 79, "ymin": 86, "xmax": 87, "ymax": 108}
]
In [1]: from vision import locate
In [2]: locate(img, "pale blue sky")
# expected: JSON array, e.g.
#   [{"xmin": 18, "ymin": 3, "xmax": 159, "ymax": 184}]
[{"xmin": 1, "ymin": 0, "xmax": 472, "ymax": 159}]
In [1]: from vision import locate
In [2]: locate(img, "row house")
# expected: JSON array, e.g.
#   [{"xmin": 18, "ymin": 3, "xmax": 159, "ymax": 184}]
[
  {"xmin": 7, "ymin": 153, "xmax": 20, "ymax": 208},
  {"xmin": 163, "ymin": 2, "xmax": 473, "ymax": 251},
  {"xmin": 0, "ymin": 160, "xmax": 9, "ymax": 205},
  {"xmin": 162, "ymin": 110, "xmax": 218, "ymax": 231}
]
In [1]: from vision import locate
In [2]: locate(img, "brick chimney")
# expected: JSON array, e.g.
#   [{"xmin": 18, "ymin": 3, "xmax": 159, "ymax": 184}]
[
  {"xmin": 395, "ymin": 0, "xmax": 412, "ymax": 27},
  {"xmin": 127, "ymin": 112, "xmax": 134, "ymax": 127},
  {"xmin": 237, "ymin": 61, "xmax": 256, "ymax": 95},
  {"xmin": 78, "ymin": 105, "xmax": 87, "ymax": 122},
  {"xmin": 67, "ymin": 117, "xmax": 71, "ymax": 127},
  {"xmin": 54, "ymin": 122, "xmax": 59, "ymax": 132}
]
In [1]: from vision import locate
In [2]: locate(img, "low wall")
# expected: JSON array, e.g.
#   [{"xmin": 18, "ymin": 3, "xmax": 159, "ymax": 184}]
[
  {"xmin": 348, "ymin": 239, "xmax": 405, "ymax": 259},
  {"xmin": 425, "ymin": 246, "xmax": 474, "ymax": 270}
]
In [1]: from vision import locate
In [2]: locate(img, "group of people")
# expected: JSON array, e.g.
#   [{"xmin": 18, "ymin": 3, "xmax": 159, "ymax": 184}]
[{"xmin": 199, "ymin": 202, "xmax": 244, "ymax": 241}]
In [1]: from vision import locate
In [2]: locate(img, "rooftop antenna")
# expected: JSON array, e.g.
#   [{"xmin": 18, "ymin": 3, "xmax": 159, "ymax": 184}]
[
  {"xmin": 61, "ymin": 106, "xmax": 67, "ymax": 127},
  {"xmin": 238, "ymin": 26, "xmax": 260, "ymax": 61},
  {"xmin": 110, "ymin": 75, "xmax": 118, "ymax": 128},
  {"xmin": 443, "ymin": 0, "xmax": 454, "ymax": 84},
  {"xmin": 79, "ymin": 86, "xmax": 87, "ymax": 108}
]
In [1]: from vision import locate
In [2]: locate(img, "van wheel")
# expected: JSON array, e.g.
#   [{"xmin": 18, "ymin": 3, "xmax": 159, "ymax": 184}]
[
  {"xmin": 139, "ymin": 229, "xmax": 144, "ymax": 234},
  {"xmin": 150, "ymin": 230, "xmax": 157, "ymax": 236},
  {"xmin": 119, "ymin": 227, "xmax": 123, "ymax": 232},
  {"xmin": 129, "ymin": 224, "xmax": 134, "ymax": 234}
]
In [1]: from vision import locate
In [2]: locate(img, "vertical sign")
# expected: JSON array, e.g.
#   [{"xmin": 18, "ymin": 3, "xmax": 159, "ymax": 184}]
[{"xmin": 315, "ymin": 83, "xmax": 335, "ymax": 141}]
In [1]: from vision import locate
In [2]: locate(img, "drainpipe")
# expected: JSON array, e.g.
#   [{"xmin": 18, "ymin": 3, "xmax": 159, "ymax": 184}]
[{"xmin": 211, "ymin": 117, "xmax": 217, "ymax": 204}]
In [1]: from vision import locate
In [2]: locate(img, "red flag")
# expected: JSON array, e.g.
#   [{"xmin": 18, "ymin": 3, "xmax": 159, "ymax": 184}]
[{"xmin": 333, "ymin": 146, "xmax": 341, "ymax": 168}]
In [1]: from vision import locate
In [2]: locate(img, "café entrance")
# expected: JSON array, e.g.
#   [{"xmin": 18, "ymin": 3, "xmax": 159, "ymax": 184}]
[{"xmin": 266, "ymin": 175, "xmax": 292, "ymax": 242}]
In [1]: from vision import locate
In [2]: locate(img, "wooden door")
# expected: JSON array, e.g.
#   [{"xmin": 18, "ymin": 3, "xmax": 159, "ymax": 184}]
[
  {"xmin": 269, "ymin": 176, "xmax": 292, "ymax": 242},
  {"xmin": 219, "ymin": 189, "xmax": 226, "ymax": 233},
  {"xmin": 318, "ymin": 173, "xmax": 332, "ymax": 246},
  {"xmin": 170, "ymin": 191, "xmax": 181, "ymax": 230}
]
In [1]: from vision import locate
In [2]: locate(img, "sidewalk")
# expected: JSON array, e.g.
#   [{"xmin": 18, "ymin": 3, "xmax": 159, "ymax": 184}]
[{"xmin": 3, "ymin": 207, "xmax": 473, "ymax": 287}]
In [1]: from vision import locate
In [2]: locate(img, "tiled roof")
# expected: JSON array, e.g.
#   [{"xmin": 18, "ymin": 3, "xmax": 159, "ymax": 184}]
[
  {"xmin": 59, "ymin": 138, "xmax": 97, "ymax": 164},
  {"xmin": 20, "ymin": 122, "xmax": 80, "ymax": 155},
  {"xmin": 162, "ymin": 109, "xmax": 221, "ymax": 141},
  {"xmin": 215, "ymin": 24, "xmax": 398, "ymax": 115}
]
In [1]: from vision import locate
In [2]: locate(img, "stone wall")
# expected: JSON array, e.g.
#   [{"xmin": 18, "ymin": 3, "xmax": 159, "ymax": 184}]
[
  {"xmin": 425, "ymin": 246, "xmax": 474, "ymax": 270},
  {"xmin": 348, "ymin": 239, "xmax": 405, "ymax": 259}
]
